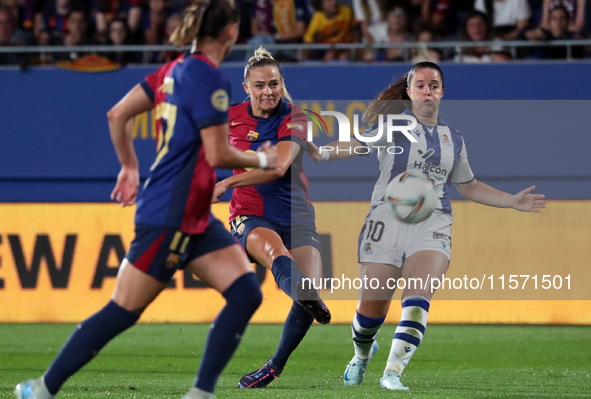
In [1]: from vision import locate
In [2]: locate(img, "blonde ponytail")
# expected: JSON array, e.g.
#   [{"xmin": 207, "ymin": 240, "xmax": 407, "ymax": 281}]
[
  {"xmin": 170, "ymin": 0, "xmax": 210, "ymax": 47},
  {"xmin": 244, "ymin": 47, "xmax": 293, "ymax": 103}
]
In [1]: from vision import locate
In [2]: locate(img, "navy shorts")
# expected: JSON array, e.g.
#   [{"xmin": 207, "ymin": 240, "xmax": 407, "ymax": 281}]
[
  {"xmin": 126, "ymin": 216, "xmax": 236, "ymax": 282},
  {"xmin": 230, "ymin": 215, "xmax": 321, "ymax": 259}
]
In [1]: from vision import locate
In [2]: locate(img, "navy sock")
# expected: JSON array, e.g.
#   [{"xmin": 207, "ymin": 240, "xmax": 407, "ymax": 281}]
[
  {"xmin": 44, "ymin": 300, "xmax": 139, "ymax": 395},
  {"xmin": 271, "ymin": 301, "xmax": 314, "ymax": 369},
  {"xmin": 271, "ymin": 255, "xmax": 306, "ymax": 299},
  {"xmin": 195, "ymin": 272, "xmax": 262, "ymax": 393}
]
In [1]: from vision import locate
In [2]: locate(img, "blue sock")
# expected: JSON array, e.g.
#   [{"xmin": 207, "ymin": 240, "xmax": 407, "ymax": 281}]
[
  {"xmin": 271, "ymin": 255, "xmax": 306, "ymax": 299},
  {"xmin": 195, "ymin": 272, "xmax": 262, "ymax": 393},
  {"xmin": 352, "ymin": 312, "xmax": 385, "ymax": 361},
  {"xmin": 44, "ymin": 300, "xmax": 139, "ymax": 395},
  {"xmin": 271, "ymin": 301, "xmax": 314, "ymax": 369}
]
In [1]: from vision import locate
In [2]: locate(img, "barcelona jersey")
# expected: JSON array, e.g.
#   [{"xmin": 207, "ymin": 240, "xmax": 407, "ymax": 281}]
[
  {"xmin": 136, "ymin": 51, "xmax": 231, "ymax": 234},
  {"xmin": 228, "ymin": 100, "xmax": 315, "ymax": 224}
]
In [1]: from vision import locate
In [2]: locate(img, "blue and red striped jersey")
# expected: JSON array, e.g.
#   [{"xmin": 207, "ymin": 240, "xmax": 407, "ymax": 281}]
[
  {"xmin": 135, "ymin": 51, "xmax": 230, "ymax": 234},
  {"xmin": 228, "ymin": 100, "xmax": 315, "ymax": 224}
]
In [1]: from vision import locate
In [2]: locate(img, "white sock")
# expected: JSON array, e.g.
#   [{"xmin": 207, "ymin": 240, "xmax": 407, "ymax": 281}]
[
  {"xmin": 184, "ymin": 387, "xmax": 215, "ymax": 399},
  {"xmin": 35, "ymin": 377, "xmax": 55, "ymax": 399},
  {"xmin": 351, "ymin": 312, "xmax": 385, "ymax": 362},
  {"xmin": 385, "ymin": 295, "xmax": 430, "ymax": 375}
]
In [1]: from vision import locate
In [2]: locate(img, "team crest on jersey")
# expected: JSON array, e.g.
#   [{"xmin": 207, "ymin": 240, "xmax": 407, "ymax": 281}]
[
  {"xmin": 247, "ymin": 130, "xmax": 259, "ymax": 141},
  {"xmin": 165, "ymin": 253, "xmax": 180, "ymax": 268},
  {"xmin": 364, "ymin": 242, "xmax": 373, "ymax": 255},
  {"xmin": 211, "ymin": 89, "xmax": 229, "ymax": 112},
  {"xmin": 442, "ymin": 134, "xmax": 452, "ymax": 147},
  {"xmin": 236, "ymin": 223, "xmax": 245, "ymax": 235}
]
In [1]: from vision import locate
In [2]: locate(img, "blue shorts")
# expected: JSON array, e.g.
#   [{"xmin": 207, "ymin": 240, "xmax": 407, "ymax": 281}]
[
  {"xmin": 126, "ymin": 216, "xmax": 236, "ymax": 282},
  {"xmin": 230, "ymin": 215, "xmax": 321, "ymax": 260}
]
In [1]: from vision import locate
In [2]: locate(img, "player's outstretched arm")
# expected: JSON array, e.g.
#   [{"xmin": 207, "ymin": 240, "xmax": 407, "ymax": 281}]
[
  {"xmin": 201, "ymin": 124, "xmax": 277, "ymax": 170},
  {"xmin": 455, "ymin": 179, "xmax": 547, "ymax": 213},
  {"xmin": 212, "ymin": 141, "xmax": 297, "ymax": 203},
  {"xmin": 306, "ymin": 138, "xmax": 364, "ymax": 162},
  {"xmin": 107, "ymin": 84, "xmax": 153, "ymax": 207}
]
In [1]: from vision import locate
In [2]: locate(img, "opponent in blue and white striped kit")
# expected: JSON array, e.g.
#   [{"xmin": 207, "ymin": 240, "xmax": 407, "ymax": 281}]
[
  {"xmin": 309, "ymin": 62, "xmax": 546, "ymax": 392},
  {"xmin": 356, "ymin": 107, "xmax": 474, "ymax": 267}
]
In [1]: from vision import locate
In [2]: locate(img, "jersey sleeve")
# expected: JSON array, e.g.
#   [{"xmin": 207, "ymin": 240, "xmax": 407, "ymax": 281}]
[
  {"xmin": 278, "ymin": 108, "xmax": 308, "ymax": 149},
  {"xmin": 140, "ymin": 66, "xmax": 163, "ymax": 103},
  {"xmin": 451, "ymin": 136, "xmax": 475, "ymax": 184},
  {"xmin": 182, "ymin": 68, "xmax": 231, "ymax": 130}
]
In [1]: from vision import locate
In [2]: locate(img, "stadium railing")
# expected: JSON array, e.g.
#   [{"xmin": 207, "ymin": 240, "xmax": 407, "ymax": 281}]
[{"xmin": 1, "ymin": 40, "xmax": 590, "ymax": 64}]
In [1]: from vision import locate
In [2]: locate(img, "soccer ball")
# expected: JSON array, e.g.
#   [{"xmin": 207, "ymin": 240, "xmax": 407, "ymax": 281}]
[{"xmin": 386, "ymin": 171, "xmax": 438, "ymax": 224}]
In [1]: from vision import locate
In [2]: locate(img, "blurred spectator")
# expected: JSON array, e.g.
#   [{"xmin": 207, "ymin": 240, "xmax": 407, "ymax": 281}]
[
  {"xmin": 0, "ymin": 3, "xmax": 30, "ymax": 43},
  {"xmin": 376, "ymin": 4, "xmax": 412, "ymax": 61},
  {"xmin": 0, "ymin": 6, "xmax": 19, "ymax": 63},
  {"xmin": 409, "ymin": 0, "xmax": 451, "ymax": 35},
  {"xmin": 235, "ymin": 0, "xmax": 252, "ymax": 43},
  {"xmin": 247, "ymin": 0, "xmax": 310, "ymax": 61},
  {"xmin": 58, "ymin": 8, "xmax": 91, "ymax": 45},
  {"xmin": 143, "ymin": 0, "xmax": 170, "ymax": 45},
  {"xmin": 304, "ymin": 0, "xmax": 357, "ymax": 61},
  {"xmin": 94, "ymin": 0, "xmax": 142, "ymax": 43},
  {"xmin": 34, "ymin": 0, "xmax": 73, "ymax": 45},
  {"xmin": 454, "ymin": 10, "xmax": 509, "ymax": 62},
  {"xmin": 540, "ymin": 0, "xmax": 585, "ymax": 35},
  {"xmin": 104, "ymin": 16, "xmax": 140, "ymax": 64},
  {"xmin": 523, "ymin": 5, "xmax": 584, "ymax": 58},
  {"xmin": 474, "ymin": 0, "xmax": 530, "ymax": 40},
  {"xmin": 155, "ymin": 13, "xmax": 182, "ymax": 63},
  {"xmin": 411, "ymin": 24, "xmax": 441, "ymax": 62},
  {"xmin": 1, "ymin": 0, "xmax": 35, "ymax": 37},
  {"xmin": 352, "ymin": 0, "xmax": 390, "ymax": 45}
]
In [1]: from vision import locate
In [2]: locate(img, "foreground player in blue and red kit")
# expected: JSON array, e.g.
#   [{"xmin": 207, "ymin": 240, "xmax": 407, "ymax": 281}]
[
  {"xmin": 212, "ymin": 48, "xmax": 330, "ymax": 389},
  {"xmin": 15, "ymin": 2, "xmax": 277, "ymax": 399}
]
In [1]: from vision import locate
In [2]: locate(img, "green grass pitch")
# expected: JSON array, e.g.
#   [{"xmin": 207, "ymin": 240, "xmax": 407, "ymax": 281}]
[{"xmin": 1, "ymin": 323, "xmax": 590, "ymax": 398}]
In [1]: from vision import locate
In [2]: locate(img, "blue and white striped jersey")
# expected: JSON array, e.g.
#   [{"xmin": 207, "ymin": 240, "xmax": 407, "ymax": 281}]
[{"xmin": 360, "ymin": 108, "xmax": 474, "ymax": 214}]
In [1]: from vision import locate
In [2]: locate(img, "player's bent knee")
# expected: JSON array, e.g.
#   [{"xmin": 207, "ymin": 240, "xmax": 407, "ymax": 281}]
[{"xmin": 223, "ymin": 272, "xmax": 263, "ymax": 313}]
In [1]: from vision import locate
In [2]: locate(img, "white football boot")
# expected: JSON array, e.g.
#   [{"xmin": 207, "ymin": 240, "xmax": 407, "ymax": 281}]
[{"xmin": 343, "ymin": 341, "xmax": 379, "ymax": 386}]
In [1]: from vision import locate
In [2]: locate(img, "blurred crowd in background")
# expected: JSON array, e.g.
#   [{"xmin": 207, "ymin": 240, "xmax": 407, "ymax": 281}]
[{"xmin": 0, "ymin": 0, "xmax": 590, "ymax": 65}]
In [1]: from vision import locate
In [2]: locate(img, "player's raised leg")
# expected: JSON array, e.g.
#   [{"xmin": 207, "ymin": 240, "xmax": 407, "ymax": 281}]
[{"xmin": 237, "ymin": 231, "xmax": 329, "ymax": 389}]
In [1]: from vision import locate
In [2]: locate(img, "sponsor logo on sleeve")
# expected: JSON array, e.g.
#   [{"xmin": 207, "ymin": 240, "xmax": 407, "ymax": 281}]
[{"xmin": 211, "ymin": 89, "xmax": 229, "ymax": 112}]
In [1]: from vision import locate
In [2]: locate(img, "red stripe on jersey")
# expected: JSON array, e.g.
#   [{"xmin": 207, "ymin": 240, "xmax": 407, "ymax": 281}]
[
  {"xmin": 133, "ymin": 232, "xmax": 166, "ymax": 273},
  {"xmin": 229, "ymin": 183, "xmax": 265, "ymax": 221},
  {"xmin": 299, "ymin": 169, "xmax": 312, "ymax": 205},
  {"xmin": 147, "ymin": 54, "xmax": 185, "ymax": 147},
  {"xmin": 181, "ymin": 145, "xmax": 216, "ymax": 234}
]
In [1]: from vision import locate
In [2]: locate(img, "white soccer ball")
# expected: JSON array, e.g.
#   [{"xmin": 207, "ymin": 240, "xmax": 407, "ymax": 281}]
[{"xmin": 386, "ymin": 171, "xmax": 438, "ymax": 224}]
